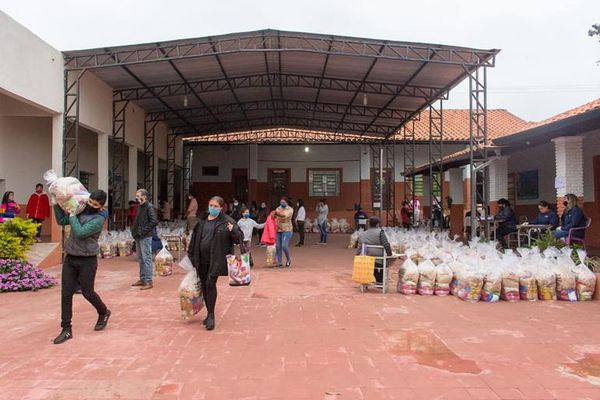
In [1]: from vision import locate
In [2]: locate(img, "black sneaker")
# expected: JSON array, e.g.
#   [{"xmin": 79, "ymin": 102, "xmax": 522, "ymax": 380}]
[
  {"xmin": 53, "ymin": 329, "xmax": 73, "ymax": 344},
  {"xmin": 205, "ymin": 315, "xmax": 215, "ymax": 331},
  {"xmin": 94, "ymin": 309, "xmax": 111, "ymax": 331}
]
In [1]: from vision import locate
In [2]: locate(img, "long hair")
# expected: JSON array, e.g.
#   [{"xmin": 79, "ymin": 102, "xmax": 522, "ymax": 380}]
[
  {"xmin": 209, "ymin": 196, "xmax": 225, "ymax": 208},
  {"xmin": 1, "ymin": 191, "xmax": 13, "ymax": 206},
  {"xmin": 565, "ymin": 193, "xmax": 579, "ymax": 209}
]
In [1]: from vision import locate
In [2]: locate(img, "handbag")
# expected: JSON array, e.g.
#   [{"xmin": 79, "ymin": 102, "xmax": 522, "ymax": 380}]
[
  {"xmin": 226, "ymin": 245, "xmax": 251, "ymax": 286},
  {"xmin": 352, "ymin": 244, "xmax": 376, "ymax": 285}
]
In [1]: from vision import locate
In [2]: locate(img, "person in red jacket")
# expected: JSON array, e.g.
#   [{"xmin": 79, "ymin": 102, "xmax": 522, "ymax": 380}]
[{"xmin": 26, "ymin": 184, "xmax": 51, "ymax": 241}]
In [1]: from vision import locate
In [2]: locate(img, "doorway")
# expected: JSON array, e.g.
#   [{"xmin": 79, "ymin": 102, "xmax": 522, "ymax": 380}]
[
  {"xmin": 268, "ymin": 168, "xmax": 290, "ymax": 208},
  {"xmin": 232, "ymin": 168, "xmax": 248, "ymax": 204}
]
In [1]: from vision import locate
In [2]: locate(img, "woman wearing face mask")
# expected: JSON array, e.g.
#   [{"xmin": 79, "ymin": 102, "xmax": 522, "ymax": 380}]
[
  {"xmin": 188, "ymin": 196, "xmax": 241, "ymax": 331},
  {"xmin": 255, "ymin": 202, "xmax": 268, "ymax": 246},
  {"xmin": 237, "ymin": 208, "xmax": 265, "ymax": 267},
  {"xmin": 274, "ymin": 197, "xmax": 294, "ymax": 268},
  {"xmin": 554, "ymin": 194, "xmax": 587, "ymax": 240}
]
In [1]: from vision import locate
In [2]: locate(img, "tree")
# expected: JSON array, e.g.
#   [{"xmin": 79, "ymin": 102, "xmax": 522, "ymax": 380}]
[{"xmin": 589, "ymin": 23, "xmax": 600, "ymax": 42}]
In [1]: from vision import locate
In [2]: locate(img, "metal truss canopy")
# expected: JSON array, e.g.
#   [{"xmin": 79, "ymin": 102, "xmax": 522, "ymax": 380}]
[{"xmin": 64, "ymin": 29, "xmax": 498, "ymax": 138}]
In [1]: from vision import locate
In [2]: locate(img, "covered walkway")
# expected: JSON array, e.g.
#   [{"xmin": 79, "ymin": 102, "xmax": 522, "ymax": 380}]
[{"xmin": 2, "ymin": 234, "xmax": 600, "ymax": 400}]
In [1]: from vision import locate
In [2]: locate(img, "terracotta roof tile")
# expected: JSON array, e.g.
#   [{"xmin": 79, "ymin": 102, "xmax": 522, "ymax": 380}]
[
  {"xmin": 529, "ymin": 97, "xmax": 600, "ymax": 128},
  {"xmin": 392, "ymin": 109, "xmax": 531, "ymax": 142}
]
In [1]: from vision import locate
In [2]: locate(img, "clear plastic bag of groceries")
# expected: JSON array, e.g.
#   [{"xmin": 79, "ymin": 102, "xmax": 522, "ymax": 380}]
[
  {"xmin": 397, "ymin": 256, "xmax": 419, "ymax": 295},
  {"xmin": 500, "ymin": 252, "xmax": 520, "ymax": 302},
  {"xmin": 178, "ymin": 269, "xmax": 203, "ymax": 320},
  {"xmin": 155, "ymin": 242, "xmax": 174, "ymax": 276},
  {"xmin": 455, "ymin": 266, "xmax": 484, "ymax": 303},
  {"xmin": 265, "ymin": 245, "xmax": 277, "ymax": 267},
  {"xmin": 555, "ymin": 248, "xmax": 577, "ymax": 302},
  {"xmin": 434, "ymin": 262, "xmax": 453, "ymax": 296},
  {"xmin": 573, "ymin": 250, "xmax": 595, "ymax": 301},
  {"xmin": 417, "ymin": 259, "xmax": 436, "ymax": 295},
  {"xmin": 178, "ymin": 255, "xmax": 194, "ymax": 272},
  {"xmin": 480, "ymin": 259, "xmax": 502, "ymax": 303},
  {"xmin": 43, "ymin": 169, "xmax": 90, "ymax": 215}
]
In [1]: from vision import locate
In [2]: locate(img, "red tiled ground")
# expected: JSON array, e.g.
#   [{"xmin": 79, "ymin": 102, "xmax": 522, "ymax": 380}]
[{"xmin": 2, "ymin": 234, "xmax": 600, "ymax": 400}]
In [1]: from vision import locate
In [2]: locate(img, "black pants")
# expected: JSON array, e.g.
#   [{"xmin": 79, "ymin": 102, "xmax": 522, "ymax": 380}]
[
  {"xmin": 242, "ymin": 241, "xmax": 254, "ymax": 267},
  {"xmin": 61, "ymin": 255, "xmax": 107, "ymax": 328},
  {"xmin": 33, "ymin": 218, "xmax": 44, "ymax": 238},
  {"xmin": 296, "ymin": 221, "xmax": 305, "ymax": 245},
  {"xmin": 256, "ymin": 228, "xmax": 264, "ymax": 244},
  {"xmin": 496, "ymin": 225, "xmax": 516, "ymax": 248},
  {"xmin": 198, "ymin": 263, "xmax": 218, "ymax": 316}
]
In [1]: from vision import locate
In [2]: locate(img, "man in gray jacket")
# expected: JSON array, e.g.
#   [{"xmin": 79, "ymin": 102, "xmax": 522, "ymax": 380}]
[
  {"xmin": 356, "ymin": 217, "xmax": 393, "ymax": 284},
  {"xmin": 131, "ymin": 189, "xmax": 159, "ymax": 290}
]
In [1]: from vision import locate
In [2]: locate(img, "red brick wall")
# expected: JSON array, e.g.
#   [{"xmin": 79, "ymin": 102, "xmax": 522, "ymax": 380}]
[
  {"xmin": 449, "ymin": 204, "xmax": 465, "ymax": 238},
  {"xmin": 583, "ymin": 202, "xmax": 600, "ymax": 248}
]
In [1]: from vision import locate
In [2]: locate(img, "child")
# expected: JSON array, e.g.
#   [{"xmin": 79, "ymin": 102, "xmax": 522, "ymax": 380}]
[
  {"xmin": 237, "ymin": 208, "xmax": 264, "ymax": 267},
  {"xmin": 1, "ymin": 191, "xmax": 21, "ymax": 219}
]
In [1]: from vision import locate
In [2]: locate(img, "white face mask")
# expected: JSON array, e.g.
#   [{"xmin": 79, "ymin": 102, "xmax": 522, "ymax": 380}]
[{"xmin": 234, "ymin": 201, "xmax": 239, "ymax": 206}]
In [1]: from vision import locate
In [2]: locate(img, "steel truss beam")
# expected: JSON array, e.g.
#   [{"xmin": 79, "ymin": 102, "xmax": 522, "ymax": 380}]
[
  {"xmin": 403, "ymin": 120, "xmax": 417, "ymax": 225},
  {"xmin": 114, "ymin": 73, "xmax": 443, "ymax": 102},
  {"xmin": 64, "ymin": 31, "xmax": 497, "ymax": 69},
  {"xmin": 63, "ymin": 69, "xmax": 86, "ymax": 177},
  {"xmin": 145, "ymin": 99, "xmax": 412, "ymax": 123},
  {"xmin": 111, "ymin": 99, "xmax": 129, "ymax": 230},
  {"xmin": 171, "ymin": 117, "xmax": 395, "ymax": 137},
  {"xmin": 468, "ymin": 66, "xmax": 488, "ymax": 239},
  {"xmin": 144, "ymin": 119, "xmax": 157, "ymax": 201},
  {"xmin": 167, "ymin": 132, "xmax": 177, "ymax": 209},
  {"xmin": 370, "ymin": 140, "xmax": 396, "ymax": 227},
  {"xmin": 428, "ymin": 100, "xmax": 444, "ymax": 230},
  {"xmin": 185, "ymin": 128, "xmax": 384, "ymax": 144}
]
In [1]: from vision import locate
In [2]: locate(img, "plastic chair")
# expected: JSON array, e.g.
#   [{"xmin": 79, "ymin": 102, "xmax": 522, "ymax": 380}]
[
  {"xmin": 359, "ymin": 244, "xmax": 400, "ymax": 294},
  {"xmin": 565, "ymin": 217, "xmax": 592, "ymax": 250}
]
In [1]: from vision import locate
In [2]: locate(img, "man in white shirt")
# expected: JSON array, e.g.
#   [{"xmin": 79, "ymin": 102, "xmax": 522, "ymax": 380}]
[{"xmin": 295, "ymin": 199, "xmax": 306, "ymax": 247}]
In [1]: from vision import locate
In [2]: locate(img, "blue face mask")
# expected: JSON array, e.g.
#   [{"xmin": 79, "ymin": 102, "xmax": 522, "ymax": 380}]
[
  {"xmin": 280, "ymin": 203, "xmax": 287, "ymax": 208},
  {"xmin": 208, "ymin": 207, "xmax": 220, "ymax": 216},
  {"xmin": 243, "ymin": 213, "xmax": 250, "ymax": 218}
]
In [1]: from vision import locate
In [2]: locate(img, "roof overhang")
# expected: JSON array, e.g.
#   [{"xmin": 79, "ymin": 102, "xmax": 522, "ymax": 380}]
[{"xmin": 63, "ymin": 29, "xmax": 499, "ymax": 139}]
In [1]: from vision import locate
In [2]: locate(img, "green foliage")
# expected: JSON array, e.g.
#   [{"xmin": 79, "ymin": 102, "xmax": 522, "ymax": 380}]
[
  {"xmin": 532, "ymin": 231, "xmax": 564, "ymax": 251},
  {"xmin": 0, "ymin": 218, "xmax": 38, "ymax": 249},
  {"xmin": 0, "ymin": 231, "xmax": 26, "ymax": 260}
]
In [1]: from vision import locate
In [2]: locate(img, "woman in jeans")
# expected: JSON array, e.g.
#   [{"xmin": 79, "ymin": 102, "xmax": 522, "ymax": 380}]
[
  {"xmin": 188, "ymin": 196, "xmax": 241, "ymax": 330},
  {"xmin": 274, "ymin": 197, "xmax": 294, "ymax": 268}
]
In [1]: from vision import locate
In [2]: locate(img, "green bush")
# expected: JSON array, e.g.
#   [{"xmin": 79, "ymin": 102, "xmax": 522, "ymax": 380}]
[
  {"xmin": 0, "ymin": 231, "xmax": 26, "ymax": 260},
  {"xmin": 0, "ymin": 218, "xmax": 38, "ymax": 248}
]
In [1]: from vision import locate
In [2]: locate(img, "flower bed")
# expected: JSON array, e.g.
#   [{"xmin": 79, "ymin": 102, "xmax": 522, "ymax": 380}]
[{"xmin": 0, "ymin": 259, "xmax": 56, "ymax": 292}]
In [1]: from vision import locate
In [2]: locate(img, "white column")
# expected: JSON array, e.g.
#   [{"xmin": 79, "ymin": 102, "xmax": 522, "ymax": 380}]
[
  {"xmin": 248, "ymin": 144, "xmax": 258, "ymax": 180},
  {"xmin": 488, "ymin": 156, "xmax": 509, "ymax": 202},
  {"xmin": 448, "ymin": 168, "xmax": 464, "ymax": 204},
  {"xmin": 51, "ymin": 114, "xmax": 63, "ymax": 176},
  {"xmin": 360, "ymin": 144, "xmax": 371, "ymax": 180},
  {"xmin": 553, "ymin": 136, "xmax": 584, "ymax": 198},
  {"xmin": 97, "ymin": 133, "xmax": 109, "ymax": 192},
  {"xmin": 128, "ymin": 145, "xmax": 137, "ymax": 201}
]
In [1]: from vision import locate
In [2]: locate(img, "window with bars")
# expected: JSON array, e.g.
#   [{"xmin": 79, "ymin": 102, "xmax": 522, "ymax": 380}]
[{"xmin": 308, "ymin": 169, "xmax": 340, "ymax": 197}]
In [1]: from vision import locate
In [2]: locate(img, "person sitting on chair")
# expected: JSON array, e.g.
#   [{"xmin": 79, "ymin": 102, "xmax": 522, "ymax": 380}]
[
  {"xmin": 528, "ymin": 200, "xmax": 559, "ymax": 229},
  {"xmin": 356, "ymin": 217, "xmax": 393, "ymax": 285},
  {"xmin": 553, "ymin": 194, "xmax": 587, "ymax": 241},
  {"xmin": 494, "ymin": 198, "xmax": 517, "ymax": 249}
]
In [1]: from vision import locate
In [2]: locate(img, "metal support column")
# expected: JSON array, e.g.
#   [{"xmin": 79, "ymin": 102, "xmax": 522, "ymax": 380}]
[
  {"xmin": 384, "ymin": 139, "xmax": 396, "ymax": 226},
  {"xmin": 403, "ymin": 120, "xmax": 416, "ymax": 225},
  {"xmin": 144, "ymin": 118, "xmax": 157, "ymax": 201},
  {"xmin": 429, "ymin": 100, "xmax": 444, "ymax": 230},
  {"xmin": 62, "ymin": 69, "xmax": 86, "ymax": 177},
  {"xmin": 183, "ymin": 144, "xmax": 193, "ymax": 199},
  {"xmin": 370, "ymin": 141, "xmax": 395, "ymax": 226},
  {"xmin": 370, "ymin": 143, "xmax": 382, "ymax": 222},
  {"xmin": 111, "ymin": 98, "xmax": 129, "ymax": 230},
  {"xmin": 167, "ymin": 130, "xmax": 177, "ymax": 209},
  {"xmin": 467, "ymin": 66, "xmax": 489, "ymax": 239}
]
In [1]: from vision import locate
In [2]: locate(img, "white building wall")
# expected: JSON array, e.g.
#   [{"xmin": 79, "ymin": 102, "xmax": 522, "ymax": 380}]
[
  {"xmin": 393, "ymin": 143, "xmax": 466, "ymax": 181},
  {"xmin": 0, "ymin": 116, "xmax": 52, "ymax": 203},
  {"xmin": 0, "ymin": 11, "xmax": 63, "ymax": 114}
]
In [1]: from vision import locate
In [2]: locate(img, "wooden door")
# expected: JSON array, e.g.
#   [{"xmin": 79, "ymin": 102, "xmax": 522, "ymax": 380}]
[{"xmin": 268, "ymin": 169, "xmax": 290, "ymax": 208}]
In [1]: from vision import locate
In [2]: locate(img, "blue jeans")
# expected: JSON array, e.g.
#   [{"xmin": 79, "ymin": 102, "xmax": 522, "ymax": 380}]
[
  {"xmin": 276, "ymin": 231, "xmax": 293, "ymax": 266},
  {"xmin": 136, "ymin": 237, "xmax": 153, "ymax": 283},
  {"xmin": 318, "ymin": 221, "xmax": 328, "ymax": 243}
]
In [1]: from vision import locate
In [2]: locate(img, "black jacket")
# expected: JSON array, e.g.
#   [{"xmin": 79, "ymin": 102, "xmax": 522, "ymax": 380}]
[
  {"xmin": 132, "ymin": 202, "xmax": 159, "ymax": 239},
  {"xmin": 188, "ymin": 212, "xmax": 241, "ymax": 277}
]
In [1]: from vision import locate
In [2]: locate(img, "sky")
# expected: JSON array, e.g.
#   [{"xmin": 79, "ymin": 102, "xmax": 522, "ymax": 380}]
[{"xmin": 1, "ymin": 0, "xmax": 599, "ymax": 122}]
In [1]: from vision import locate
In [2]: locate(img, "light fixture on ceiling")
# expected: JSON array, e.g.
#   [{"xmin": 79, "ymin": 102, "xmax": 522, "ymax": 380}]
[
  {"xmin": 183, "ymin": 95, "xmax": 188, "ymax": 107},
  {"xmin": 305, "ymin": 146, "xmax": 310, "ymax": 153},
  {"xmin": 362, "ymin": 93, "xmax": 368, "ymax": 106}
]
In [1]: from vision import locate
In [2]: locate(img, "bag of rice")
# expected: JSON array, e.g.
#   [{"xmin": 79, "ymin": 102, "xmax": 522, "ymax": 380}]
[
  {"xmin": 434, "ymin": 263, "xmax": 453, "ymax": 296},
  {"xmin": 43, "ymin": 169, "xmax": 90, "ymax": 215},
  {"xmin": 397, "ymin": 258, "xmax": 419, "ymax": 295},
  {"xmin": 417, "ymin": 259, "xmax": 436, "ymax": 295}
]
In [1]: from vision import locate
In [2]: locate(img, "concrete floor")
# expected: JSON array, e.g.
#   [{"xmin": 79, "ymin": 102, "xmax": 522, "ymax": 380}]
[{"xmin": 2, "ymin": 233, "xmax": 600, "ymax": 400}]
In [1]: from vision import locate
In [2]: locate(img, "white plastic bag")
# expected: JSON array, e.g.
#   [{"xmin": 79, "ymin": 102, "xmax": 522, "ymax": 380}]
[
  {"xmin": 574, "ymin": 250, "xmax": 596, "ymax": 301},
  {"xmin": 417, "ymin": 259, "xmax": 436, "ymax": 295},
  {"xmin": 178, "ymin": 255, "xmax": 194, "ymax": 272},
  {"xmin": 397, "ymin": 258, "xmax": 419, "ymax": 295},
  {"xmin": 155, "ymin": 242, "xmax": 174, "ymax": 276},
  {"xmin": 434, "ymin": 263, "xmax": 453, "ymax": 296},
  {"xmin": 43, "ymin": 169, "xmax": 90, "ymax": 215}
]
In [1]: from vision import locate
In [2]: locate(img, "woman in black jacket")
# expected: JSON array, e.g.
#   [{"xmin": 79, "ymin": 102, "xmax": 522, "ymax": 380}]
[{"xmin": 188, "ymin": 196, "xmax": 241, "ymax": 331}]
